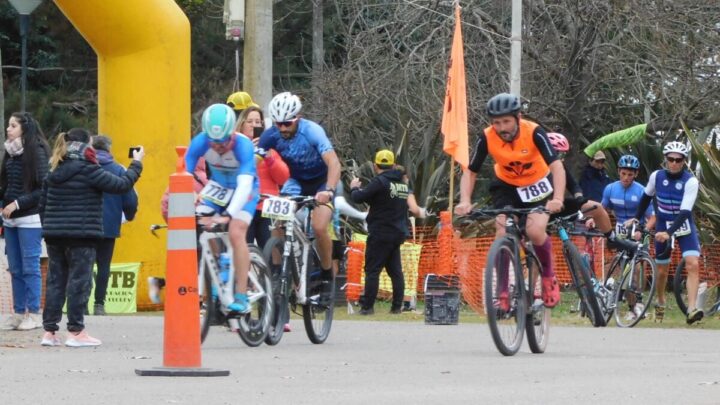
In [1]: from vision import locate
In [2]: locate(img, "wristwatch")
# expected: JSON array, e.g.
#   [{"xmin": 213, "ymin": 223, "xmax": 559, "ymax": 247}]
[{"xmin": 326, "ymin": 188, "xmax": 336, "ymax": 197}]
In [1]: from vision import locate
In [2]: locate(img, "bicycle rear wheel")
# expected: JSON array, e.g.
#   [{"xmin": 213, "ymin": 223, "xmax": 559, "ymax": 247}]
[
  {"xmin": 564, "ymin": 242, "xmax": 605, "ymax": 327},
  {"xmin": 524, "ymin": 252, "xmax": 549, "ymax": 354},
  {"xmin": 614, "ymin": 252, "xmax": 656, "ymax": 328},
  {"xmin": 263, "ymin": 237, "xmax": 290, "ymax": 346},
  {"xmin": 673, "ymin": 259, "xmax": 719, "ymax": 316},
  {"xmin": 237, "ymin": 245, "xmax": 274, "ymax": 347},
  {"xmin": 303, "ymin": 252, "xmax": 335, "ymax": 344},
  {"xmin": 484, "ymin": 238, "xmax": 526, "ymax": 356}
]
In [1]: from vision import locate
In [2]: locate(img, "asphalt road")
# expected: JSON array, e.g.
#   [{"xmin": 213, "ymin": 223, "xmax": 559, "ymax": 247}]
[{"xmin": 0, "ymin": 315, "xmax": 718, "ymax": 404}]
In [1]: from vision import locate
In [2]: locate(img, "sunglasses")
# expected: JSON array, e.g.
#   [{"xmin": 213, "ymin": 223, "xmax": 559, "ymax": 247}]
[
  {"xmin": 666, "ymin": 156, "xmax": 685, "ymax": 164},
  {"xmin": 275, "ymin": 118, "xmax": 298, "ymax": 128}
]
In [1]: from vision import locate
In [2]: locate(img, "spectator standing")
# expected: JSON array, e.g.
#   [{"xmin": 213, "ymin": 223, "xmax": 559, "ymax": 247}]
[
  {"xmin": 579, "ymin": 151, "xmax": 611, "ymax": 202},
  {"xmin": 39, "ymin": 128, "xmax": 143, "ymax": 347},
  {"xmin": 236, "ymin": 106, "xmax": 289, "ymax": 249},
  {"xmin": 350, "ymin": 150, "xmax": 408, "ymax": 315},
  {"xmin": 226, "ymin": 91, "xmax": 259, "ymax": 119},
  {"xmin": 0, "ymin": 112, "xmax": 50, "ymax": 331},
  {"xmin": 90, "ymin": 135, "xmax": 139, "ymax": 315}
]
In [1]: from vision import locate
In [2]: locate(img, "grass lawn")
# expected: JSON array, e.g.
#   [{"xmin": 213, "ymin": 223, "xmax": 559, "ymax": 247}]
[{"xmin": 331, "ymin": 290, "xmax": 720, "ymax": 330}]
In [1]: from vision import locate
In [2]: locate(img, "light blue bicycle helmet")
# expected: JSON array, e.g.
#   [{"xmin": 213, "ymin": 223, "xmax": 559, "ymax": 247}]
[
  {"xmin": 201, "ymin": 104, "xmax": 236, "ymax": 143},
  {"xmin": 617, "ymin": 155, "xmax": 640, "ymax": 170}
]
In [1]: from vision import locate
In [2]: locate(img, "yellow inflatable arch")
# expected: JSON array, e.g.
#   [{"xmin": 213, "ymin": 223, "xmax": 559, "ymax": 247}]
[{"xmin": 54, "ymin": 0, "xmax": 190, "ymax": 307}]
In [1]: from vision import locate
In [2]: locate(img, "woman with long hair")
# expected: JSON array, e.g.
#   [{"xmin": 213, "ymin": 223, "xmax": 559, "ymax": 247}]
[
  {"xmin": 39, "ymin": 128, "xmax": 144, "ymax": 347},
  {"xmin": 0, "ymin": 112, "xmax": 50, "ymax": 331}
]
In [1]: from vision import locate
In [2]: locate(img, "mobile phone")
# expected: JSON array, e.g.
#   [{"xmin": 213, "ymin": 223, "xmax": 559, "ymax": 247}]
[
  {"xmin": 253, "ymin": 126, "xmax": 264, "ymax": 139},
  {"xmin": 128, "ymin": 147, "xmax": 141, "ymax": 158}
]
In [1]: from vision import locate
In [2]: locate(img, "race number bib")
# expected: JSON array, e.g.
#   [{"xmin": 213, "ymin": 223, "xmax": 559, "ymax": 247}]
[
  {"xmin": 517, "ymin": 177, "xmax": 553, "ymax": 203},
  {"xmin": 615, "ymin": 223, "xmax": 629, "ymax": 238},
  {"xmin": 261, "ymin": 196, "xmax": 297, "ymax": 220},
  {"xmin": 200, "ymin": 180, "xmax": 233, "ymax": 207},
  {"xmin": 666, "ymin": 220, "xmax": 691, "ymax": 237}
]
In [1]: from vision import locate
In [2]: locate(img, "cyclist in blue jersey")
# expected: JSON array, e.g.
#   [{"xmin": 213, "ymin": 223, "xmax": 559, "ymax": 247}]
[
  {"xmin": 628, "ymin": 142, "xmax": 702, "ymax": 324},
  {"xmin": 601, "ymin": 154, "xmax": 655, "ymax": 240},
  {"xmin": 258, "ymin": 92, "xmax": 341, "ymax": 300},
  {"xmin": 185, "ymin": 104, "xmax": 260, "ymax": 314}
]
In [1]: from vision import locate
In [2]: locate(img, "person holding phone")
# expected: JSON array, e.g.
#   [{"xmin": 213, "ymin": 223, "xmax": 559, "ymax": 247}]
[
  {"xmin": 235, "ymin": 106, "xmax": 289, "ymax": 250},
  {"xmin": 39, "ymin": 128, "xmax": 143, "ymax": 347},
  {"xmin": 90, "ymin": 135, "xmax": 139, "ymax": 316}
]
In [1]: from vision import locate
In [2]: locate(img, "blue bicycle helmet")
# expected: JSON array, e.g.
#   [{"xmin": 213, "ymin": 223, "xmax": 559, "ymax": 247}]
[
  {"xmin": 617, "ymin": 155, "xmax": 640, "ymax": 170},
  {"xmin": 201, "ymin": 104, "xmax": 236, "ymax": 143}
]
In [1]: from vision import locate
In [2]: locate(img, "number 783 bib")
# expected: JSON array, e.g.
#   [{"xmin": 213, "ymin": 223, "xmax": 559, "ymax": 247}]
[{"xmin": 517, "ymin": 176, "xmax": 553, "ymax": 203}]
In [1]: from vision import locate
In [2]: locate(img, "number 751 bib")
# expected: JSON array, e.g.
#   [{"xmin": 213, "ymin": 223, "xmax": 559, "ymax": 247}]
[{"xmin": 517, "ymin": 176, "xmax": 553, "ymax": 203}]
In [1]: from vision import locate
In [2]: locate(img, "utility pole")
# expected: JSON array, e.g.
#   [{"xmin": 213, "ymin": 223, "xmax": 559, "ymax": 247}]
[
  {"xmin": 243, "ymin": 0, "xmax": 273, "ymax": 110},
  {"xmin": 509, "ymin": 0, "xmax": 522, "ymax": 96},
  {"xmin": 312, "ymin": 0, "xmax": 324, "ymax": 110}
]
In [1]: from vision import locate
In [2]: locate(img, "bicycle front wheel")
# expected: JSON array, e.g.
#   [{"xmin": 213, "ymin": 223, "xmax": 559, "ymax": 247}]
[
  {"xmin": 524, "ymin": 252, "xmax": 550, "ymax": 354},
  {"xmin": 303, "ymin": 259, "xmax": 335, "ymax": 344},
  {"xmin": 484, "ymin": 237, "xmax": 526, "ymax": 356},
  {"xmin": 199, "ymin": 258, "xmax": 215, "ymax": 343},
  {"xmin": 565, "ymin": 242, "xmax": 605, "ymax": 327},
  {"xmin": 237, "ymin": 245, "xmax": 274, "ymax": 347},
  {"xmin": 263, "ymin": 237, "xmax": 290, "ymax": 346},
  {"xmin": 614, "ymin": 252, "xmax": 657, "ymax": 328}
]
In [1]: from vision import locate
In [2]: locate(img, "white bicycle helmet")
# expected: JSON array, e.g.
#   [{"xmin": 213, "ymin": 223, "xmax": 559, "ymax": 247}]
[
  {"xmin": 268, "ymin": 92, "xmax": 302, "ymax": 122},
  {"xmin": 662, "ymin": 141, "xmax": 689, "ymax": 157},
  {"xmin": 201, "ymin": 104, "xmax": 236, "ymax": 143}
]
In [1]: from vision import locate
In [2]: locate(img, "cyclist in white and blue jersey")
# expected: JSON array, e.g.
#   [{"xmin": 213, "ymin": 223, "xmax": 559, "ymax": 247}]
[
  {"xmin": 601, "ymin": 154, "xmax": 655, "ymax": 239},
  {"xmin": 185, "ymin": 104, "xmax": 260, "ymax": 314},
  {"xmin": 629, "ymin": 142, "xmax": 702, "ymax": 324},
  {"xmin": 258, "ymin": 92, "xmax": 341, "ymax": 301}
]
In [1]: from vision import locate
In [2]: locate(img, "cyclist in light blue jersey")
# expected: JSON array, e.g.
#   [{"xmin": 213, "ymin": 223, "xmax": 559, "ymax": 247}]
[
  {"xmin": 628, "ymin": 142, "xmax": 701, "ymax": 324},
  {"xmin": 258, "ymin": 92, "xmax": 341, "ymax": 301},
  {"xmin": 185, "ymin": 104, "xmax": 260, "ymax": 313},
  {"xmin": 601, "ymin": 154, "xmax": 655, "ymax": 239}
]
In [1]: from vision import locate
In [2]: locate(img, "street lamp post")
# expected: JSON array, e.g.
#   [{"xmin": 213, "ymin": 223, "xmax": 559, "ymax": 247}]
[{"xmin": 8, "ymin": 0, "xmax": 43, "ymax": 113}]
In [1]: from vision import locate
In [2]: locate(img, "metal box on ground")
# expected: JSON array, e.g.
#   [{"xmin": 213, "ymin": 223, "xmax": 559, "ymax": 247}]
[{"xmin": 423, "ymin": 274, "xmax": 460, "ymax": 325}]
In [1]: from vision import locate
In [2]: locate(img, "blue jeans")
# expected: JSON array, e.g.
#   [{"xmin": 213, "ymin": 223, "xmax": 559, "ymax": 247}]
[{"xmin": 4, "ymin": 226, "xmax": 43, "ymax": 313}]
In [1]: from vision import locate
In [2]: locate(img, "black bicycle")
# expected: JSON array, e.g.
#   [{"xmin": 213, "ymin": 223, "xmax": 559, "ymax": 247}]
[
  {"xmin": 468, "ymin": 207, "xmax": 550, "ymax": 356},
  {"xmin": 547, "ymin": 207, "xmax": 606, "ymax": 327},
  {"xmin": 262, "ymin": 195, "xmax": 336, "ymax": 345}
]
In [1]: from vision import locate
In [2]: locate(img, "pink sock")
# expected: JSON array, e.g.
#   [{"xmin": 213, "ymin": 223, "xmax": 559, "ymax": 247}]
[{"xmin": 533, "ymin": 237, "xmax": 554, "ymax": 278}]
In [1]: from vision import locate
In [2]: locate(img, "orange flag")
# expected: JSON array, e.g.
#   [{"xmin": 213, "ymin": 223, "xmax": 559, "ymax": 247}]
[{"xmin": 441, "ymin": 5, "xmax": 469, "ymax": 170}]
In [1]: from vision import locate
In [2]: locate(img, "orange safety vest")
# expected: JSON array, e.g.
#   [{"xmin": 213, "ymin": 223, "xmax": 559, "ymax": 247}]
[{"xmin": 485, "ymin": 119, "xmax": 550, "ymax": 187}]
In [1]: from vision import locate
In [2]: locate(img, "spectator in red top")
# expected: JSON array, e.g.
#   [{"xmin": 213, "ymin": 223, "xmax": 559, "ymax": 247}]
[{"xmin": 236, "ymin": 106, "xmax": 289, "ymax": 249}]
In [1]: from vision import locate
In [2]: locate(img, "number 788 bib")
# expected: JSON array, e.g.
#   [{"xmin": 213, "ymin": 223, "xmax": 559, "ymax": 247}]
[{"xmin": 517, "ymin": 176, "xmax": 553, "ymax": 203}]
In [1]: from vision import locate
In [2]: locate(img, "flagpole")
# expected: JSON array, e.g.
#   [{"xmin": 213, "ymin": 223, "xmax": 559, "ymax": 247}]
[{"xmin": 448, "ymin": 159, "xmax": 454, "ymax": 214}]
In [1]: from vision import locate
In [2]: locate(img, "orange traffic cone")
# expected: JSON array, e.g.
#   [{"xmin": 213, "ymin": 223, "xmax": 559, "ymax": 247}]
[{"xmin": 136, "ymin": 146, "xmax": 228, "ymax": 377}]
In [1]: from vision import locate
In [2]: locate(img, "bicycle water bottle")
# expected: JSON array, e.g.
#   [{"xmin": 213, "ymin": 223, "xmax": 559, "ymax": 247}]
[
  {"xmin": 606, "ymin": 277, "xmax": 615, "ymax": 291},
  {"xmin": 219, "ymin": 252, "xmax": 231, "ymax": 283}
]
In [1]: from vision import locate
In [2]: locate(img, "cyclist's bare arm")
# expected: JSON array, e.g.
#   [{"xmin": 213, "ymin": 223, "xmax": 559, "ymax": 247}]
[{"xmin": 455, "ymin": 170, "xmax": 477, "ymax": 216}]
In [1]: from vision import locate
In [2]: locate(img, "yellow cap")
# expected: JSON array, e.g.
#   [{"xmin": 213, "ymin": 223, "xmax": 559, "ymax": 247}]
[
  {"xmin": 226, "ymin": 91, "xmax": 259, "ymax": 111},
  {"xmin": 374, "ymin": 149, "xmax": 395, "ymax": 167}
]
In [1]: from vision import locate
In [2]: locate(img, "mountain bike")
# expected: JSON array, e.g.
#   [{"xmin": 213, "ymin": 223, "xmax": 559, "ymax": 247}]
[
  {"xmin": 262, "ymin": 195, "xmax": 336, "ymax": 345},
  {"xmin": 149, "ymin": 220, "xmax": 274, "ymax": 346},
  {"xmin": 602, "ymin": 223, "xmax": 656, "ymax": 327},
  {"xmin": 548, "ymin": 208, "xmax": 606, "ymax": 327},
  {"xmin": 468, "ymin": 207, "xmax": 549, "ymax": 356},
  {"xmin": 673, "ymin": 243, "xmax": 720, "ymax": 318}
]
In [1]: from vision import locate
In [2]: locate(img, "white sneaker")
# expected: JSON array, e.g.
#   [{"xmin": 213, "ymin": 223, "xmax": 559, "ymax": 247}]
[
  {"xmin": 1, "ymin": 313, "xmax": 24, "ymax": 330},
  {"xmin": 633, "ymin": 303, "xmax": 646, "ymax": 319},
  {"xmin": 624, "ymin": 311, "xmax": 637, "ymax": 322},
  {"xmin": 41, "ymin": 331, "xmax": 63, "ymax": 347},
  {"xmin": 65, "ymin": 330, "xmax": 102, "ymax": 347},
  {"xmin": 17, "ymin": 313, "xmax": 42, "ymax": 331}
]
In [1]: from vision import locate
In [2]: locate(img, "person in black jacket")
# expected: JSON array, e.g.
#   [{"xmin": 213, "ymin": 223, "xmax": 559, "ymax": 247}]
[
  {"xmin": 90, "ymin": 135, "xmax": 139, "ymax": 316},
  {"xmin": 38, "ymin": 128, "xmax": 143, "ymax": 347},
  {"xmin": 350, "ymin": 150, "xmax": 408, "ymax": 315},
  {"xmin": 0, "ymin": 112, "xmax": 50, "ymax": 331}
]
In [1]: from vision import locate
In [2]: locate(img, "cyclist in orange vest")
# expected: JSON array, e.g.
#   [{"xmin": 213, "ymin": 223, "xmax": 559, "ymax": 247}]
[{"xmin": 455, "ymin": 93, "xmax": 565, "ymax": 307}]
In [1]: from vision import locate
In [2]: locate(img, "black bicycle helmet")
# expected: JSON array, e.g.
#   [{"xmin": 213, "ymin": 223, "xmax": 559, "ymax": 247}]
[{"xmin": 486, "ymin": 93, "xmax": 522, "ymax": 117}]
